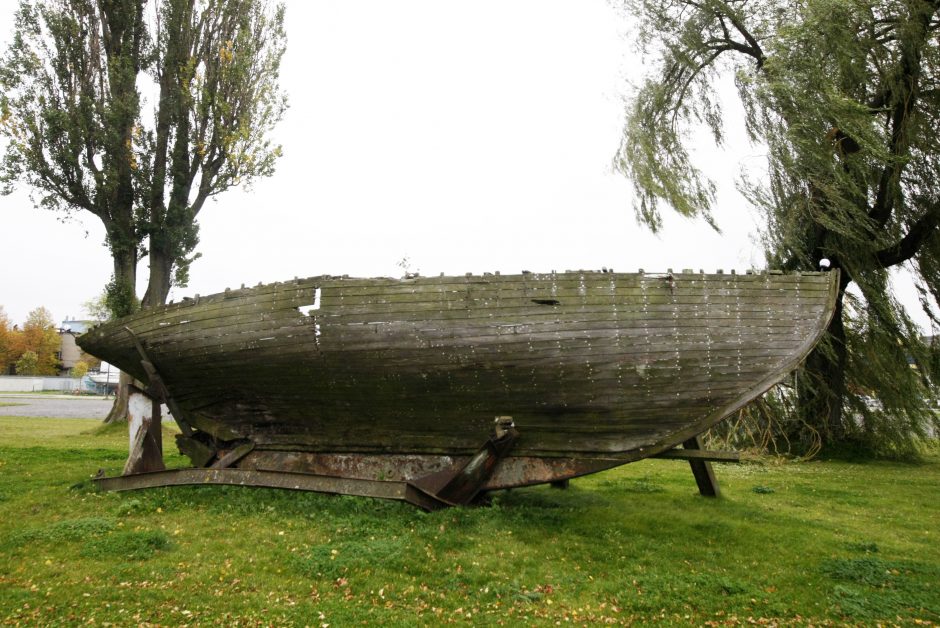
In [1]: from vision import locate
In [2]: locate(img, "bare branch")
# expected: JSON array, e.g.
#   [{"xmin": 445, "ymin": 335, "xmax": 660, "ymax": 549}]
[{"xmin": 876, "ymin": 200, "xmax": 940, "ymax": 267}]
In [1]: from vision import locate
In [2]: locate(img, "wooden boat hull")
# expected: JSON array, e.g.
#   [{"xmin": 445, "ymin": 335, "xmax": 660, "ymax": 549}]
[{"xmin": 78, "ymin": 270, "xmax": 839, "ymax": 490}]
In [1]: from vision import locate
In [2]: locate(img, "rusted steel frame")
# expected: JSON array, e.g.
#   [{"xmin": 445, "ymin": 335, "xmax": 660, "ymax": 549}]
[
  {"xmin": 237, "ymin": 450, "xmax": 625, "ymax": 490},
  {"xmin": 413, "ymin": 417, "xmax": 520, "ymax": 505},
  {"xmin": 92, "ymin": 468, "xmax": 448, "ymax": 511},
  {"xmin": 651, "ymin": 448, "xmax": 740, "ymax": 462},
  {"xmin": 124, "ymin": 326, "xmax": 193, "ymax": 437}
]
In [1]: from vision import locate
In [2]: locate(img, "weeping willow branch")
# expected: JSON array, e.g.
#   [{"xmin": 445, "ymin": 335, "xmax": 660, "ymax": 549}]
[{"xmin": 619, "ymin": 0, "xmax": 940, "ymax": 457}]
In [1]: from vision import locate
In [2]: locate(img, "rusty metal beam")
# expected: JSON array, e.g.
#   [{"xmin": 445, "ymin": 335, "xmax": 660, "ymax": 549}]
[
  {"xmin": 92, "ymin": 468, "xmax": 448, "ymax": 511},
  {"xmin": 425, "ymin": 416, "xmax": 518, "ymax": 505}
]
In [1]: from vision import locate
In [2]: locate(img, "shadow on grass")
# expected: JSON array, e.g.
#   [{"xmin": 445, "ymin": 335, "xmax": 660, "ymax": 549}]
[
  {"xmin": 816, "ymin": 439, "xmax": 937, "ymax": 464},
  {"xmin": 2, "ymin": 515, "xmax": 172, "ymax": 562},
  {"xmin": 822, "ymin": 550, "xmax": 940, "ymax": 621}
]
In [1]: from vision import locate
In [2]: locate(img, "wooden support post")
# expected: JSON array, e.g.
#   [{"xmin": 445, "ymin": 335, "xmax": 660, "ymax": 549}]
[
  {"xmin": 123, "ymin": 385, "xmax": 166, "ymax": 475},
  {"xmin": 683, "ymin": 434, "xmax": 720, "ymax": 497}
]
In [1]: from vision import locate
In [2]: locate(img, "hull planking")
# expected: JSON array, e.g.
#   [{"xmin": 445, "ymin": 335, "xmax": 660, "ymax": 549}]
[{"xmin": 78, "ymin": 269, "xmax": 839, "ymax": 490}]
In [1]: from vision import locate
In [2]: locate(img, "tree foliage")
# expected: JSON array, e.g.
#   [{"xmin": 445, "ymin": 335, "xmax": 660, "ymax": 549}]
[
  {"xmin": 71, "ymin": 359, "xmax": 89, "ymax": 379},
  {"xmin": 0, "ymin": 306, "xmax": 14, "ymax": 374},
  {"xmin": 617, "ymin": 0, "xmax": 940, "ymax": 456},
  {"xmin": 81, "ymin": 291, "xmax": 111, "ymax": 322},
  {"xmin": 1, "ymin": 0, "xmax": 147, "ymax": 316},
  {"xmin": 0, "ymin": 0, "xmax": 287, "ymax": 313},
  {"xmin": 14, "ymin": 350, "xmax": 42, "ymax": 376},
  {"xmin": 21, "ymin": 306, "xmax": 62, "ymax": 375},
  {"xmin": 1, "ymin": 306, "xmax": 62, "ymax": 375},
  {"xmin": 139, "ymin": 0, "xmax": 287, "ymax": 306},
  {"xmin": 1, "ymin": 0, "xmax": 286, "ymax": 422}
]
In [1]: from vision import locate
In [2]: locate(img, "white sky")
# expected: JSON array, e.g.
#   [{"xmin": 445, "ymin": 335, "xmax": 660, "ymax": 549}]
[{"xmin": 3, "ymin": 1, "xmax": 924, "ymax": 329}]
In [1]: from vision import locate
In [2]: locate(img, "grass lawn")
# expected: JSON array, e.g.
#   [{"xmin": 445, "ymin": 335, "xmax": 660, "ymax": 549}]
[{"xmin": 1, "ymin": 416, "xmax": 937, "ymax": 626}]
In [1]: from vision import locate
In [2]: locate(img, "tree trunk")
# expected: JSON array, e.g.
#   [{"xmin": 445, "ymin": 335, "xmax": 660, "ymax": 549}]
[
  {"xmin": 142, "ymin": 246, "xmax": 173, "ymax": 309},
  {"xmin": 103, "ymin": 250, "xmax": 137, "ymax": 424},
  {"xmin": 104, "ymin": 370, "xmax": 134, "ymax": 424},
  {"xmin": 796, "ymin": 276, "xmax": 850, "ymax": 446},
  {"xmin": 107, "ymin": 246, "xmax": 173, "ymax": 424}
]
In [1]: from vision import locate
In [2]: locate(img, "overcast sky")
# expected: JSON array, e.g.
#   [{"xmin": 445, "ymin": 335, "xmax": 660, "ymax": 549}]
[{"xmin": 3, "ymin": 1, "xmax": 913, "ymax": 329}]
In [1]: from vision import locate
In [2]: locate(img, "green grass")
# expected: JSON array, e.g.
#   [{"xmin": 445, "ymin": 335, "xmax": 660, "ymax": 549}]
[{"xmin": 1, "ymin": 416, "xmax": 938, "ymax": 625}]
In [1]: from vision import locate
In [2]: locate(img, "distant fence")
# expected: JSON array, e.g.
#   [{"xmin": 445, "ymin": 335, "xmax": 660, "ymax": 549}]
[{"xmin": 0, "ymin": 376, "xmax": 89, "ymax": 393}]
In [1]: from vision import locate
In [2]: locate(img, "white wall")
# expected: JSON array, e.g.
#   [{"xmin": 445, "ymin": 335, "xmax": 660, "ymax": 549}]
[{"xmin": 0, "ymin": 376, "xmax": 83, "ymax": 392}]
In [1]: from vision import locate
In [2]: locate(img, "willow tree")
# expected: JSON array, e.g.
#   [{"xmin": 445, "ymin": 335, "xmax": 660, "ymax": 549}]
[
  {"xmin": 617, "ymin": 0, "xmax": 940, "ymax": 455},
  {"xmin": 1, "ymin": 0, "xmax": 286, "ymax": 421}
]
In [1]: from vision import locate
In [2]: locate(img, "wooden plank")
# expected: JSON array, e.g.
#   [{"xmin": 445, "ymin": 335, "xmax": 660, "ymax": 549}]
[
  {"xmin": 324, "ymin": 278, "xmax": 834, "ymax": 298},
  {"xmin": 321, "ymin": 287, "xmax": 835, "ymax": 307},
  {"xmin": 156, "ymin": 348, "xmax": 798, "ymax": 389},
  {"xmin": 142, "ymin": 334, "xmax": 805, "ymax": 376},
  {"xmin": 145, "ymin": 308, "xmax": 825, "ymax": 356},
  {"xmin": 115, "ymin": 288, "xmax": 832, "ymax": 342},
  {"xmin": 319, "ymin": 272, "xmax": 833, "ymax": 295},
  {"xmin": 127, "ymin": 313, "xmax": 813, "ymax": 357},
  {"xmin": 85, "ymin": 271, "xmax": 834, "ymax": 338},
  {"xmin": 138, "ymin": 311, "xmax": 824, "ymax": 356},
  {"xmin": 156, "ymin": 351, "xmax": 797, "ymax": 396},
  {"xmin": 151, "ymin": 325, "xmax": 812, "ymax": 363},
  {"xmin": 311, "ymin": 294, "xmax": 832, "ymax": 316},
  {"xmin": 115, "ymin": 272, "xmax": 827, "ymax": 316},
  {"xmin": 211, "ymin": 442, "xmax": 256, "ymax": 470}
]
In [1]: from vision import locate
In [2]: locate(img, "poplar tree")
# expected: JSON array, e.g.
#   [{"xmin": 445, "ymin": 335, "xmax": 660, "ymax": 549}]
[
  {"xmin": 1, "ymin": 0, "xmax": 287, "ymax": 420},
  {"xmin": 617, "ymin": 0, "xmax": 940, "ymax": 455}
]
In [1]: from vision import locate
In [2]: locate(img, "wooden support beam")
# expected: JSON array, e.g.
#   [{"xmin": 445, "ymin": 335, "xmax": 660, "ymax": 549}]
[
  {"xmin": 682, "ymin": 434, "xmax": 721, "ymax": 497},
  {"xmin": 211, "ymin": 442, "xmax": 256, "ymax": 470},
  {"xmin": 124, "ymin": 326, "xmax": 194, "ymax": 438},
  {"xmin": 122, "ymin": 385, "xmax": 166, "ymax": 475}
]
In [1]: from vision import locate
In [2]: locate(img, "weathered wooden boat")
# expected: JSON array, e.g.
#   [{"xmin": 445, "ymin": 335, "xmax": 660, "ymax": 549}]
[{"xmin": 78, "ymin": 269, "xmax": 839, "ymax": 509}]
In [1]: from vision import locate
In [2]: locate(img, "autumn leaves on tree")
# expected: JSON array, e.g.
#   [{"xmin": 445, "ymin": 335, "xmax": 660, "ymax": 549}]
[{"xmin": 0, "ymin": 306, "xmax": 62, "ymax": 376}]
